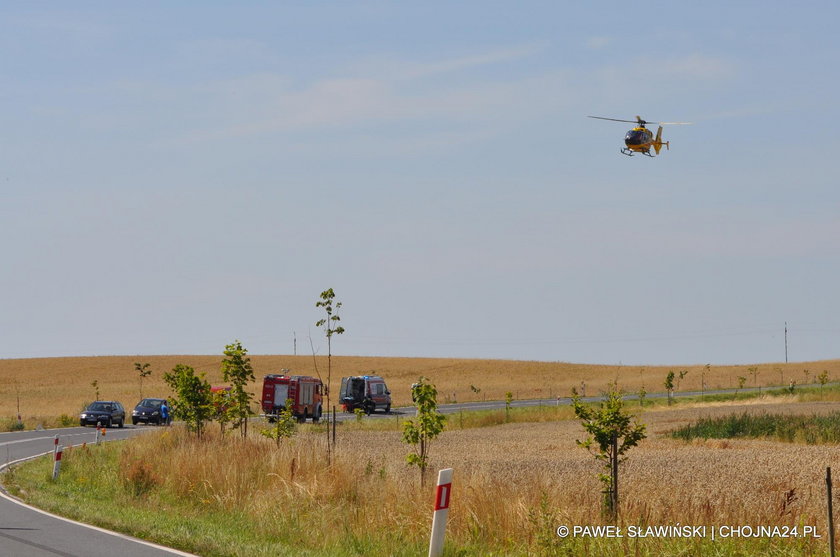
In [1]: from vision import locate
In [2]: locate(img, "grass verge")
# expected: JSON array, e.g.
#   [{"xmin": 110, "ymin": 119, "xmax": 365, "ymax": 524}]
[{"xmin": 669, "ymin": 411, "xmax": 840, "ymax": 444}]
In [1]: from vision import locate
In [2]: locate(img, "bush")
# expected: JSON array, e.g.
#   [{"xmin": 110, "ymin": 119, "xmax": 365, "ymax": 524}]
[
  {"xmin": 58, "ymin": 414, "xmax": 76, "ymax": 427},
  {"xmin": 120, "ymin": 448, "xmax": 159, "ymax": 497}
]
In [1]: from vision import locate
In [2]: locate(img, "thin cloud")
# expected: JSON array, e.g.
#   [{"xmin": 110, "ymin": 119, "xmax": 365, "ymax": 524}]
[
  {"xmin": 585, "ymin": 36, "xmax": 612, "ymax": 49},
  {"xmin": 660, "ymin": 54, "xmax": 737, "ymax": 80},
  {"xmin": 395, "ymin": 42, "xmax": 548, "ymax": 79}
]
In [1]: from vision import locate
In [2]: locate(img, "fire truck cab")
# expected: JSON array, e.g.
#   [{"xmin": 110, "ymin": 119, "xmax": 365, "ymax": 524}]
[
  {"xmin": 261, "ymin": 372, "xmax": 323, "ymax": 423},
  {"xmin": 339, "ymin": 375, "xmax": 392, "ymax": 414}
]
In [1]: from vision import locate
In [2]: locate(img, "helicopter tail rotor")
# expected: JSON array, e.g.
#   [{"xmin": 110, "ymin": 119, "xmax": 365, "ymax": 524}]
[{"xmin": 653, "ymin": 126, "xmax": 669, "ymax": 155}]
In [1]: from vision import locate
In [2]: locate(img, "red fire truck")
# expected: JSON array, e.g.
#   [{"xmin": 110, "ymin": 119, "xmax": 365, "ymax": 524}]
[{"xmin": 261, "ymin": 373, "xmax": 323, "ymax": 423}]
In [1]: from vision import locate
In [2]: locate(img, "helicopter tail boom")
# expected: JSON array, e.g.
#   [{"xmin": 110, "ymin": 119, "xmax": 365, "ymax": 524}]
[{"xmin": 653, "ymin": 125, "xmax": 669, "ymax": 155}]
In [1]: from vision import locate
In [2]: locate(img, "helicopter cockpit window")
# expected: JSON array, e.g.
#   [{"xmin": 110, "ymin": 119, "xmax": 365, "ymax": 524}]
[{"xmin": 625, "ymin": 130, "xmax": 645, "ymax": 145}]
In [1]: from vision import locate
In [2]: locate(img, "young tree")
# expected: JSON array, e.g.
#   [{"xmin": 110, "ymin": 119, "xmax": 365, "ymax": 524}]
[
  {"xmin": 315, "ymin": 288, "xmax": 345, "ymax": 416},
  {"xmin": 260, "ymin": 399, "xmax": 297, "ymax": 448},
  {"xmin": 664, "ymin": 371, "xmax": 675, "ymax": 405},
  {"xmin": 677, "ymin": 370, "xmax": 688, "ymax": 390},
  {"xmin": 736, "ymin": 375, "xmax": 747, "ymax": 395},
  {"xmin": 134, "ymin": 362, "xmax": 152, "ymax": 399},
  {"xmin": 212, "ymin": 388, "xmax": 234, "ymax": 435},
  {"xmin": 91, "ymin": 379, "xmax": 100, "ymax": 401},
  {"xmin": 402, "ymin": 377, "xmax": 446, "ymax": 487},
  {"xmin": 221, "ymin": 340, "xmax": 256, "ymax": 439},
  {"xmin": 572, "ymin": 383, "xmax": 647, "ymax": 521},
  {"xmin": 818, "ymin": 370, "xmax": 830, "ymax": 390},
  {"xmin": 163, "ymin": 364, "xmax": 213, "ymax": 438}
]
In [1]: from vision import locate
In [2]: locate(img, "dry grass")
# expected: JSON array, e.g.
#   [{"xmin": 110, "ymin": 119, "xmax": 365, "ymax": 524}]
[
  {"xmin": 2, "ymin": 354, "xmax": 840, "ymax": 425},
  {"xmin": 40, "ymin": 398, "xmax": 840, "ymax": 554}
]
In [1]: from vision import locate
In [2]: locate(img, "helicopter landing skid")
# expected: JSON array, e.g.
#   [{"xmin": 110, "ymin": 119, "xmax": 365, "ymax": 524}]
[{"xmin": 621, "ymin": 147, "xmax": 654, "ymax": 157}]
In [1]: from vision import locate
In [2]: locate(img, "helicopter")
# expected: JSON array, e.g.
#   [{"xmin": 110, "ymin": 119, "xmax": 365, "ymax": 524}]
[{"xmin": 588, "ymin": 115, "xmax": 691, "ymax": 157}]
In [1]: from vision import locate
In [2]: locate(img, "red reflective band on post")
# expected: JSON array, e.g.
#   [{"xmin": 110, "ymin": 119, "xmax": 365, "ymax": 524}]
[
  {"xmin": 55, "ymin": 450, "xmax": 63, "ymax": 462},
  {"xmin": 434, "ymin": 482, "xmax": 451, "ymax": 511}
]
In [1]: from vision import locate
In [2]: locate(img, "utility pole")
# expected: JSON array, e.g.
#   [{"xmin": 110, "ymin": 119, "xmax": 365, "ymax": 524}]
[
  {"xmin": 293, "ymin": 331, "xmax": 297, "ymax": 356},
  {"xmin": 784, "ymin": 322, "xmax": 788, "ymax": 364}
]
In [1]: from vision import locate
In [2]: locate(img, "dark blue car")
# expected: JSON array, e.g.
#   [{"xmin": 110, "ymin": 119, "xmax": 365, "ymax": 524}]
[{"xmin": 80, "ymin": 401, "xmax": 125, "ymax": 428}]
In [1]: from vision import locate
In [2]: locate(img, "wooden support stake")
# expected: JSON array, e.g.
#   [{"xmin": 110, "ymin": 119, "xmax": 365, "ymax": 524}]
[{"xmin": 828, "ymin": 467, "xmax": 836, "ymax": 557}]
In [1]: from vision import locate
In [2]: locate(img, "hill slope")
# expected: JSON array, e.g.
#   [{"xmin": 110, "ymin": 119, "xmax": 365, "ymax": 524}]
[{"xmin": 2, "ymin": 355, "xmax": 839, "ymax": 422}]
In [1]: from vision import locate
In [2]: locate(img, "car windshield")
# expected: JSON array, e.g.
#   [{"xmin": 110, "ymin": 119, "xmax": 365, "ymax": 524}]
[
  {"xmin": 139, "ymin": 399, "xmax": 162, "ymax": 408},
  {"xmin": 88, "ymin": 402, "xmax": 111, "ymax": 411}
]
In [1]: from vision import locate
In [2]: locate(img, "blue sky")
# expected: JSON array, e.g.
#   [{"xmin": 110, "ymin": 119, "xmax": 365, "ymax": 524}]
[{"xmin": 2, "ymin": 2, "xmax": 839, "ymax": 365}]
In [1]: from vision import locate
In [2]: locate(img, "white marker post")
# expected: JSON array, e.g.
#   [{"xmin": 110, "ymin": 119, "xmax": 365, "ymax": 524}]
[
  {"xmin": 53, "ymin": 435, "xmax": 59, "ymax": 458},
  {"xmin": 52, "ymin": 446, "xmax": 63, "ymax": 480},
  {"xmin": 428, "ymin": 468, "xmax": 453, "ymax": 557}
]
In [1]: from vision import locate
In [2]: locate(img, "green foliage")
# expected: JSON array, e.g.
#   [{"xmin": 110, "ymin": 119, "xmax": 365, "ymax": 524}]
[
  {"xmin": 315, "ymin": 288, "xmax": 345, "ymax": 411},
  {"xmin": 134, "ymin": 362, "xmax": 152, "ymax": 399},
  {"xmin": 221, "ymin": 340, "xmax": 256, "ymax": 438},
  {"xmin": 818, "ymin": 370, "xmax": 830, "ymax": 389},
  {"xmin": 748, "ymin": 366, "xmax": 759, "ymax": 386},
  {"xmin": 212, "ymin": 389, "xmax": 235, "ymax": 435},
  {"xmin": 91, "ymin": 379, "xmax": 100, "ymax": 401},
  {"xmin": 737, "ymin": 375, "xmax": 747, "ymax": 392},
  {"xmin": 664, "ymin": 371, "xmax": 675, "ymax": 405},
  {"xmin": 670, "ymin": 411, "xmax": 840, "ymax": 444},
  {"xmin": 505, "ymin": 391, "xmax": 513, "ymax": 422},
  {"xmin": 572, "ymin": 383, "xmax": 647, "ymax": 520},
  {"xmin": 58, "ymin": 414, "xmax": 76, "ymax": 427},
  {"xmin": 402, "ymin": 377, "xmax": 446, "ymax": 487},
  {"xmin": 260, "ymin": 399, "xmax": 297, "ymax": 447},
  {"xmin": 315, "ymin": 288, "xmax": 345, "ymax": 340},
  {"xmin": 163, "ymin": 364, "xmax": 214, "ymax": 437}
]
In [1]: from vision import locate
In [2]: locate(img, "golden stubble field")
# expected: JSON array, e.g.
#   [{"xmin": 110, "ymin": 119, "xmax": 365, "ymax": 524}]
[
  {"xmin": 2, "ymin": 355, "xmax": 840, "ymax": 422},
  {"xmin": 109, "ymin": 396, "xmax": 840, "ymax": 554},
  {"xmin": 330, "ymin": 398, "xmax": 840, "ymax": 548}
]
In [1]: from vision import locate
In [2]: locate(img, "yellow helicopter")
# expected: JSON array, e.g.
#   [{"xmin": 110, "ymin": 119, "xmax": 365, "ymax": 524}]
[{"xmin": 588, "ymin": 115, "xmax": 691, "ymax": 157}]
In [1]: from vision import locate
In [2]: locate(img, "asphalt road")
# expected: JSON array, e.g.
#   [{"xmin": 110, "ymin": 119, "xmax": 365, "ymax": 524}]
[
  {"xmin": 357, "ymin": 383, "xmax": 796, "ymax": 418},
  {"xmin": 0, "ymin": 425, "xmax": 195, "ymax": 557}
]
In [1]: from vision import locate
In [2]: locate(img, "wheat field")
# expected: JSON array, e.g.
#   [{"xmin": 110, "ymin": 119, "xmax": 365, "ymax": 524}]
[
  {"xmin": 33, "ymin": 396, "xmax": 840, "ymax": 555},
  {"xmin": 2, "ymin": 355, "xmax": 840, "ymax": 424}
]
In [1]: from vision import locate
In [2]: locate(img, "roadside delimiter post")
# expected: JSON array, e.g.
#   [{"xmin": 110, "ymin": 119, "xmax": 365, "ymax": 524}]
[
  {"xmin": 52, "ymin": 446, "xmax": 63, "ymax": 480},
  {"xmin": 428, "ymin": 468, "xmax": 453, "ymax": 557}
]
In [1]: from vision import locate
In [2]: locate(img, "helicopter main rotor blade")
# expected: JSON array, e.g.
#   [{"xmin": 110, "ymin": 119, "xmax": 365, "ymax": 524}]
[
  {"xmin": 657, "ymin": 121, "xmax": 692, "ymax": 125},
  {"xmin": 587, "ymin": 116, "xmax": 637, "ymax": 123}
]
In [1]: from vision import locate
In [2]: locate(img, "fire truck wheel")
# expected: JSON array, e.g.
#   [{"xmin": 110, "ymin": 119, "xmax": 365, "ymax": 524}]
[
  {"xmin": 385, "ymin": 404, "xmax": 391, "ymax": 414},
  {"xmin": 312, "ymin": 406, "xmax": 321, "ymax": 423}
]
